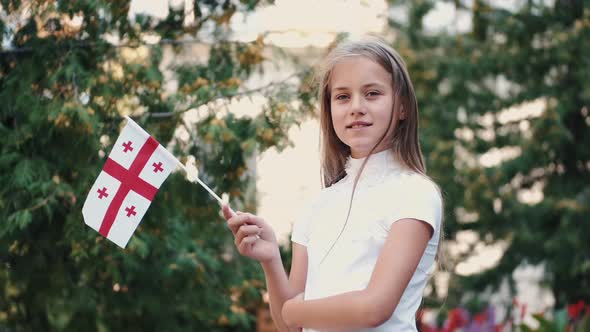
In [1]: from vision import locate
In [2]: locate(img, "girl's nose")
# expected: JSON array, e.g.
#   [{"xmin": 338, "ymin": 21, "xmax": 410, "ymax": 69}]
[{"xmin": 350, "ymin": 95, "xmax": 367, "ymax": 115}]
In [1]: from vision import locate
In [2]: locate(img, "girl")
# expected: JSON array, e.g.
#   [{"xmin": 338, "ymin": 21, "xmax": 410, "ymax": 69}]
[{"xmin": 222, "ymin": 36, "xmax": 443, "ymax": 332}]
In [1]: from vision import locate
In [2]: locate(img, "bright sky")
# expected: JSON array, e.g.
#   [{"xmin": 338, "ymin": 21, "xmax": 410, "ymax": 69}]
[
  {"xmin": 130, "ymin": 0, "xmax": 389, "ymax": 47},
  {"xmin": 230, "ymin": 0, "xmax": 388, "ymax": 47}
]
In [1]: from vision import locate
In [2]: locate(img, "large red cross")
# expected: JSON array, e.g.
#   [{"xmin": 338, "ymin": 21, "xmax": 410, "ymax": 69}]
[{"xmin": 99, "ymin": 137, "xmax": 159, "ymax": 237}]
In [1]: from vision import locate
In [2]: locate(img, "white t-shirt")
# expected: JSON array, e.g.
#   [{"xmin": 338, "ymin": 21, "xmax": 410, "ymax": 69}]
[{"xmin": 291, "ymin": 150, "xmax": 442, "ymax": 332}]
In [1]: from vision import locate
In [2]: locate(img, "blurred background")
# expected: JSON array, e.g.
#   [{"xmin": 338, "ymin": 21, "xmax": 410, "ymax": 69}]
[{"xmin": 1, "ymin": 0, "xmax": 589, "ymax": 331}]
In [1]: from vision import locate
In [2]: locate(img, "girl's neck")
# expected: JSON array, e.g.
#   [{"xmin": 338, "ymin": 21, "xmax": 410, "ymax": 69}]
[
  {"xmin": 350, "ymin": 145, "xmax": 391, "ymax": 159},
  {"xmin": 345, "ymin": 149, "xmax": 404, "ymax": 182}
]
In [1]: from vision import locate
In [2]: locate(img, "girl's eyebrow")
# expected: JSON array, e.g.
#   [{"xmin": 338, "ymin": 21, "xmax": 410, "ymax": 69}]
[{"xmin": 331, "ymin": 82, "xmax": 387, "ymax": 91}]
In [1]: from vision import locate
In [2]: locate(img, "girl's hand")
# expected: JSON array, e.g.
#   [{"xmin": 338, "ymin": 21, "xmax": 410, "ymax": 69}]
[
  {"xmin": 282, "ymin": 292, "xmax": 304, "ymax": 329},
  {"xmin": 222, "ymin": 205, "xmax": 279, "ymax": 263}
]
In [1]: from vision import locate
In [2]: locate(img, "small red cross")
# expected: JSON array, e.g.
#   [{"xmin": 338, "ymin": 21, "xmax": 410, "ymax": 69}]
[
  {"xmin": 125, "ymin": 206, "xmax": 137, "ymax": 217},
  {"xmin": 152, "ymin": 162, "xmax": 164, "ymax": 173},
  {"xmin": 97, "ymin": 187, "xmax": 109, "ymax": 199},
  {"xmin": 122, "ymin": 141, "xmax": 134, "ymax": 153}
]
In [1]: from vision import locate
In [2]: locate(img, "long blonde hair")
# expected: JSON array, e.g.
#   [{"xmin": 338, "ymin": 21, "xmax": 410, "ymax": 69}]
[{"xmin": 316, "ymin": 36, "xmax": 445, "ymax": 266}]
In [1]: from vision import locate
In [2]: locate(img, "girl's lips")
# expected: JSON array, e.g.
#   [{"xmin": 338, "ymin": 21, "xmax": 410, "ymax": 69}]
[
  {"xmin": 346, "ymin": 120, "xmax": 372, "ymax": 128},
  {"xmin": 347, "ymin": 123, "xmax": 372, "ymax": 130}
]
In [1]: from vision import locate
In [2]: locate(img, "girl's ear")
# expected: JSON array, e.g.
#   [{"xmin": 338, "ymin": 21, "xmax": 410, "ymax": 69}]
[{"xmin": 399, "ymin": 107, "xmax": 406, "ymax": 120}]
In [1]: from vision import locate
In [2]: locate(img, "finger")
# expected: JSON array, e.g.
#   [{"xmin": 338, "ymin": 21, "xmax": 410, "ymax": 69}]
[
  {"xmin": 221, "ymin": 204, "xmax": 234, "ymax": 220},
  {"xmin": 236, "ymin": 224, "xmax": 262, "ymax": 244},
  {"xmin": 236, "ymin": 224, "xmax": 260, "ymax": 243},
  {"xmin": 227, "ymin": 214, "xmax": 251, "ymax": 234},
  {"xmin": 240, "ymin": 212, "xmax": 265, "ymax": 227},
  {"xmin": 238, "ymin": 235, "xmax": 258, "ymax": 255}
]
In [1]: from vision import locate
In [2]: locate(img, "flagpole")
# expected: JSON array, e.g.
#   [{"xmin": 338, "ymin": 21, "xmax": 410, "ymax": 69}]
[
  {"xmin": 177, "ymin": 161, "xmax": 236, "ymax": 217},
  {"xmin": 177, "ymin": 162, "xmax": 223, "ymax": 203}
]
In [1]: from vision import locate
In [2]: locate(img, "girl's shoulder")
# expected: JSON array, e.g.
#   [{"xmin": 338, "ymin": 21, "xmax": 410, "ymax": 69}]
[
  {"xmin": 298, "ymin": 184, "xmax": 336, "ymax": 215},
  {"xmin": 383, "ymin": 170, "xmax": 442, "ymax": 199}
]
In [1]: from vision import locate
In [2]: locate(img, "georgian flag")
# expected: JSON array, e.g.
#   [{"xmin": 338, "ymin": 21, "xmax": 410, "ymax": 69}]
[{"xmin": 82, "ymin": 117, "xmax": 179, "ymax": 248}]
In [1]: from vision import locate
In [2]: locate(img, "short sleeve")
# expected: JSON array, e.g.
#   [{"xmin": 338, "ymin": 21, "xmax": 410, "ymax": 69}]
[
  {"xmin": 290, "ymin": 197, "xmax": 318, "ymax": 246},
  {"xmin": 385, "ymin": 175, "xmax": 442, "ymax": 237}
]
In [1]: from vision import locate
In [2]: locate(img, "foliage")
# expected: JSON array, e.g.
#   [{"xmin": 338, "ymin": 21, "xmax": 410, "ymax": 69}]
[{"xmin": 0, "ymin": 0, "xmax": 314, "ymax": 330}]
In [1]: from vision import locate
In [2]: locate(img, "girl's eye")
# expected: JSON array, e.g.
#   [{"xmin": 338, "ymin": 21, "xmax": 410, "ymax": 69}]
[
  {"xmin": 366, "ymin": 90, "xmax": 381, "ymax": 97},
  {"xmin": 335, "ymin": 94, "xmax": 349, "ymax": 100}
]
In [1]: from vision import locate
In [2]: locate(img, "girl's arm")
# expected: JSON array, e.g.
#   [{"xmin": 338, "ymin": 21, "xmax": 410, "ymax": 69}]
[
  {"xmin": 281, "ymin": 218, "xmax": 433, "ymax": 330},
  {"xmin": 222, "ymin": 207, "xmax": 308, "ymax": 332},
  {"xmin": 262, "ymin": 243, "xmax": 308, "ymax": 332}
]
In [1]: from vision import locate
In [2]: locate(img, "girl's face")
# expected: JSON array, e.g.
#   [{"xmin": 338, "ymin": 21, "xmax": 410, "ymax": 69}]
[{"xmin": 329, "ymin": 56, "xmax": 395, "ymax": 158}]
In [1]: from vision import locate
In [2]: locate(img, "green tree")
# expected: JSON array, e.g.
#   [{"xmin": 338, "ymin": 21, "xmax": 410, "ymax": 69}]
[
  {"xmin": 0, "ymin": 0, "xmax": 314, "ymax": 330},
  {"xmin": 388, "ymin": 0, "xmax": 590, "ymax": 308}
]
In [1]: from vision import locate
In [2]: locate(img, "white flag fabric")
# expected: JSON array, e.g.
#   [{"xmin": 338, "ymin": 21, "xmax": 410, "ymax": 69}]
[{"xmin": 82, "ymin": 117, "xmax": 179, "ymax": 248}]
